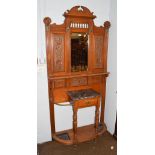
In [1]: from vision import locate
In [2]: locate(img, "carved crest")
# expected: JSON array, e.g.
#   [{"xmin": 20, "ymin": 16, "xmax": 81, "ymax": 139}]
[{"xmin": 63, "ymin": 6, "xmax": 96, "ymax": 19}]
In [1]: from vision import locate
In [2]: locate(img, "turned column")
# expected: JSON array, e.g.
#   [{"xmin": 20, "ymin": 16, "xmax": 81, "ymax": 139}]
[
  {"xmin": 43, "ymin": 17, "xmax": 56, "ymax": 136},
  {"xmin": 100, "ymin": 21, "xmax": 111, "ymax": 125},
  {"xmin": 95, "ymin": 97, "xmax": 100, "ymax": 137},
  {"xmin": 73, "ymin": 105, "xmax": 78, "ymax": 144}
]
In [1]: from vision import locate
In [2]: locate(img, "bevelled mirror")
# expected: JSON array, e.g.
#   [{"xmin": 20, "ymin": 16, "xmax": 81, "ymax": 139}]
[{"xmin": 71, "ymin": 33, "xmax": 88, "ymax": 72}]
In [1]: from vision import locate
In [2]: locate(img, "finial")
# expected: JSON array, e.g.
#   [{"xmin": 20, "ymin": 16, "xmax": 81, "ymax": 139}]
[
  {"xmin": 104, "ymin": 21, "xmax": 111, "ymax": 29},
  {"xmin": 43, "ymin": 17, "xmax": 51, "ymax": 26}
]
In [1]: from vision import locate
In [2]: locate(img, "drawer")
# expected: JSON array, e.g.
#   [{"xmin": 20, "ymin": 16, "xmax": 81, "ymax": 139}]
[
  {"xmin": 74, "ymin": 97, "xmax": 98, "ymax": 108},
  {"xmin": 70, "ymin": 77, "xmax": 87, "ymax": 87},
  {"xmin": 53, "ymin": 79, "xmax": 66, "ymax": 88},
  {"xmin": 88, "ymin": 76, "xmax": 102, "ymax": 84}
]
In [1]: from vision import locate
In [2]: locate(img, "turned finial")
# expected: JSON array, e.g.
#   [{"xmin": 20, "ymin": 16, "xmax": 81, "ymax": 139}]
[
  {"xmin": 104, "ymin": 21, "xmax": 111, "ymax": 29},
  {"xmin": 43, "ymin": 17, "xmax": 52, "ymax": 26}
]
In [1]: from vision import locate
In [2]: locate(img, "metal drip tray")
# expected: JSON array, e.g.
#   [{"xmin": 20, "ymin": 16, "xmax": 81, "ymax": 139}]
[{"xmin": 57, "ymin": 133, "xmax": 70, "ymax": 140}]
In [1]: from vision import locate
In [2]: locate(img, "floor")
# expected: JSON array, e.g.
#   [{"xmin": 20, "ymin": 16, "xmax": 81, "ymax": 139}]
[{"xmin": 37, "ymin": 131, "xmax": 117, "ymax": 155}]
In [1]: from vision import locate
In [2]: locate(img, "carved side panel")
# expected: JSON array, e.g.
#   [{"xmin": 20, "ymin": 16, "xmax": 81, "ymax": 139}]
[
  {"xmin": 94, "ymin": 36, "xmax": 103, "ymax": 68},
  {"xmin": 53, "ymin": 35, "xmax": 65, "ymax": 72}
]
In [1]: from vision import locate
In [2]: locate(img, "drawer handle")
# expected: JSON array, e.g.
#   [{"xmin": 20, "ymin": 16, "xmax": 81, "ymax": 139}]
[{"xmin": 85, "ymin": 101, "xmax": 91, "ymax": 104}]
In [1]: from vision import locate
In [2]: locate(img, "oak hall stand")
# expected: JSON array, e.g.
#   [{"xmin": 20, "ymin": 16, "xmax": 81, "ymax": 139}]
[{"xmin": 43, "ymin": 6, "xmax": 111, "ymax": 145}]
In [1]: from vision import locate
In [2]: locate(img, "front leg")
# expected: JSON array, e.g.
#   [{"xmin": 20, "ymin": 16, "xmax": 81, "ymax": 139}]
[
  {"xmin": 73, "ymin": 105, "xmax": 78, "ymax": 144},
  {"xmin": 95, "ymin": 98, "xmax": 100, "ymax": 137}
]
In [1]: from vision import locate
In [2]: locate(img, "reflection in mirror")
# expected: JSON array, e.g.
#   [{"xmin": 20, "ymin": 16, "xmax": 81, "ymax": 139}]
[{"xmin": 71, "ymin": 33, "xmax": 88, "ymax": 72}]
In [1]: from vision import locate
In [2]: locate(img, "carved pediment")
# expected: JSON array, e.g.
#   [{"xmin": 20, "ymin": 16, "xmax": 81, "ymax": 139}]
[{"xmin": 63, "ymin": 6, "xmax": 96, "ymax": 19}]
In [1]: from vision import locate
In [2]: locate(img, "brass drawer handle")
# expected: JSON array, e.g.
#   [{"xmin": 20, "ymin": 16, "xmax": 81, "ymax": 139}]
[{"xmin": 85, "ymin": 101, "xmax": 91, "ymax": 104}]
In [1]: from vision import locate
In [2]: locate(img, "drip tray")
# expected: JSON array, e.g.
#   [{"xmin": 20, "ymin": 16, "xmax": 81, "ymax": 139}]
[
  {"xmin": 57, "ymin": 133, "xmax": 70, "ymax": 140},
  {"xmin": 97, "ymin": 123, "xmax": 103, "ymax": 131}
]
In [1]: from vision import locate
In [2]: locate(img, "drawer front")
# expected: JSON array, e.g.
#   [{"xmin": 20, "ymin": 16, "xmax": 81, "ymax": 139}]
[
  {"xmin": 54, "ymin": 79, "xmax": 66, "ymax": 88},
  {"xmin": 88, "ymin": 76, "xmax": 102, "ymax": 84},
  {"xmin": 75, "ymin": 98, "xmax": 98, "ymax": 108},
  {"xmin": 70, "ymin": 77, "xmax": 87, "ymax": 87}
]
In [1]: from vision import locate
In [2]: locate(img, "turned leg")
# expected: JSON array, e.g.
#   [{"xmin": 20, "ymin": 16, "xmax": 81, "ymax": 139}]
[
  {"xmin": 73, "ymin": 105, "xmax": 78, "ymax": 144},
  {"xmin": 48, "ymin": 80, "xmax": 56, "ymax": 139},
  {"xmin": 95, "ymin": 98, "xmax": 100, "ymax": 138},
  {"xmin": 49, "ymin": 100, "xmax": 56, "ymax": 138},
  {"xmin": 100, "ymin": 77, "xmax": 106, "ymax": 126}
]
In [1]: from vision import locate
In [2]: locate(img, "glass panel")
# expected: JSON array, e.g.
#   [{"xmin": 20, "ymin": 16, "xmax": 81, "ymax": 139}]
[{"xmin": 71, "ymin": 33, "xmax": 88, "ymax": 72}]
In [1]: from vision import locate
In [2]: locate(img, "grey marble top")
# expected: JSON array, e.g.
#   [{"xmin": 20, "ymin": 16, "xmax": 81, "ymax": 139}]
[{"xmin": 67, "ymin": 89, "xmax": 100, "ymax": 101}]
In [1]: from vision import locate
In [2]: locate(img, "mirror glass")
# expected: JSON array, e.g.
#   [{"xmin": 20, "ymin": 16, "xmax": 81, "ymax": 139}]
[{"xmin": 71, "ymin": 33, "xmax": 88, "ymax": 72}]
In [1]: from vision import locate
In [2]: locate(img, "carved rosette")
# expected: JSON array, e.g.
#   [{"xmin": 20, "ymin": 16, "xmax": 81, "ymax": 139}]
[
  {"xmin": 94, "ymin": 36, "xmax": 103, "ymax": 68},
  {"xmin": 53, "ymin": 35, "xmax": 64, "ymax": 72}
]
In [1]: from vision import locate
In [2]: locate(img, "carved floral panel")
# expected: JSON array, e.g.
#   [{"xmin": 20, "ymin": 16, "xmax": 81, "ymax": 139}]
[
  {"xmin": 94, "ymin": 36, "xmax": 103, "ymax": 68},
  {"xmin": 53, "ymin": 35, "xmax": 64, "ymax": 72}
]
